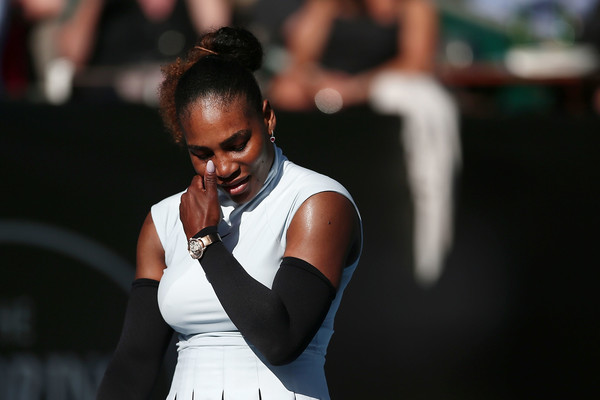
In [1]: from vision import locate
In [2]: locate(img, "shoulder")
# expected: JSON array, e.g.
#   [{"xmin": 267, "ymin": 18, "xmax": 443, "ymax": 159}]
[
  {"xmin": 281, "ymin": 162, "xmax": 360, "ymax": 231},
  {"xmin": 295, "ymin": 190, "xmax": 359, "ymax": 228},
  {"xmin": 276, "ymin": 160, "xmax": 358, "ymax": 216},
  {"xmin": 280, "ymin": 161, "xmax": 353, "ymax": 201},
  {"xmin": 275, "ymin": 160, "xmax": 361, "ymax": 246}
]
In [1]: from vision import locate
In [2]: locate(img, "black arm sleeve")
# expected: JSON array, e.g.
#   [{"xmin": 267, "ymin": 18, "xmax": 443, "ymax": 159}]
[
  {"xmin": 96, "ymin": 279, "xmax": 174, "ymax": 400},
  {"xmin": 198, "ymin": 226, "xmax": 336, "ymax": 366}
]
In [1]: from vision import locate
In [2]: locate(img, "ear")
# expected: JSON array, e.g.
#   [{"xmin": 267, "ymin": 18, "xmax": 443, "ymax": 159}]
[{"xmin": 262, "ymin": 99, "xmax": 276, "ymax": 133}]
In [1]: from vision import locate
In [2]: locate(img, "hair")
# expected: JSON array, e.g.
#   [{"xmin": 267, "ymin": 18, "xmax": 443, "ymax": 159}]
[{"xmin": 158, "ymin": 27, "xmax": 264, "ymax": 144}]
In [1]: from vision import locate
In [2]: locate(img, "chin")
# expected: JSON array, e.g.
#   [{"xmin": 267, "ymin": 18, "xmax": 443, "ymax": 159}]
[{"xmin": 226, "ymin": 190, "xmax": 253, "ymax": 205}]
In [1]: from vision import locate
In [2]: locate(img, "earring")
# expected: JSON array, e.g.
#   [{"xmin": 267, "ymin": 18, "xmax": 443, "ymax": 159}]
[{"xmin": 270, "ymin": 130, "xmax": 276, "ymax": 143}]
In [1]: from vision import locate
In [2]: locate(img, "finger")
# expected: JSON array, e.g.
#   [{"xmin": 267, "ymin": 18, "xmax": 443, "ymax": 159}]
[
  {"xmin": 204, "ymin": 160, "xmax": 217, "ymax": 194},
  {"xmin": 191, "ymin": 175, "xmax": 203, "ymax": 190}
]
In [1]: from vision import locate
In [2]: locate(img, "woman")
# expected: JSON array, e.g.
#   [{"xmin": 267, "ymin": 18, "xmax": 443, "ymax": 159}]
[
  {"xmin": 96, "ymin": 27, "xmax": 362, "ymax": 399},
  {"xmin": 268, "ymin": 0, "xmax": 438, "ymax": 111}
]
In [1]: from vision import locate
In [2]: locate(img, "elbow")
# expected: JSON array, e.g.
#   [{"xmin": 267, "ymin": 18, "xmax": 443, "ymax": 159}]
[
  {"xmin": 265, "ymin": 352, "xmax": 297, "ymax": 366},
  {"xmin": 261, "ymin": 343, "xmax": 305, "ymax": 366}
]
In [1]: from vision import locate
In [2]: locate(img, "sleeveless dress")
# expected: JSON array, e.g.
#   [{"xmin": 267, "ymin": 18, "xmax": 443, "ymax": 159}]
[{"xmin": 151, "ymin": 145, "xmax": 362, "ymax": 400}]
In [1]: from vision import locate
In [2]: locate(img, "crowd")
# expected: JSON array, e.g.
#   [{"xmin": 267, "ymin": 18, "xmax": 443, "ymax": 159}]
[
  {"xmin": 4, "ymin": 0, "xmax": 598, "ymax": 283},
  {"xmin": 1, "ymin": 0, "xmax": 463, "ymax": 285},
  {"xmin": 1, "ymin": 0, "xmax": 232, "ymax": 103}
]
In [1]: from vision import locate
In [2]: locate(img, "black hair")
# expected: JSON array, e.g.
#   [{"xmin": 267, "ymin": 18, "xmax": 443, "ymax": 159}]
[{"xmin": 159, "ymin": 27, "xmax": 264, "ymax": 144}]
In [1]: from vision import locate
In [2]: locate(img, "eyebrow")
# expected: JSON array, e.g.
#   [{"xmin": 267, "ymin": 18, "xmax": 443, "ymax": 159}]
[{"xmin": 187, "ymin": 129, "xmax": 251, "ymax": 152}]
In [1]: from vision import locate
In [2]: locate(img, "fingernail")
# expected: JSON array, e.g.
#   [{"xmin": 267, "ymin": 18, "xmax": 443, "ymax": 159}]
[{"xmin": 206, "ymin": 160, "xmax": 215, "ymax": 173}]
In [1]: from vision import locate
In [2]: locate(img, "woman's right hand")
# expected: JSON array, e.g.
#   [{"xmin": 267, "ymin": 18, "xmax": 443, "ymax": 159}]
[{"xmin": 179, "ymin": 160, "xmax": 221, "ymax": 238}]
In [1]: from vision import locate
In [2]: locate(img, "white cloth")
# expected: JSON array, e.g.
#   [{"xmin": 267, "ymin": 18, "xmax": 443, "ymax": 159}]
[
  {"xmin": 152, "ymin": 145, "xmax": 362, "ymax": 399},
  {"xmin": 370, "ymin": 72, "xmax": 461, "ymax": 286}
]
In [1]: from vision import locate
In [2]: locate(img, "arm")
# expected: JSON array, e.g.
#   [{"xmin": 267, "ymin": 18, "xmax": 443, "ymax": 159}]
[
  {"xmin": 283, "ymin": 191, "xmax": 359, "ymax": 288},
  {"xmin": 55, "ymin": 0, "xmax": 104, "ymax": 69},
  {"xmin": 179, "ymin": 163, "xmax": 360, "ymax": 365},
  {"xmin": 283, "ymin": 0, "xmax": 338, "ymax": 67},
  {"xmin": 96, "ymin": 213, "xmax": 173, "ymax": 399},
  {"xmin": 395, "ymin": 0, "xmax": 439, "ymax": 72},
  {"xmin": 267, "ymin": 0, "xmax": 338, "ymax": 110}
]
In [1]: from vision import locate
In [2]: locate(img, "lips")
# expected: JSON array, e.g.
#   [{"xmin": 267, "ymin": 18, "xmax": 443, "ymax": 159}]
[{"xmin": 221, "ymin": 176, "xmax": 250, "ymax": 196}]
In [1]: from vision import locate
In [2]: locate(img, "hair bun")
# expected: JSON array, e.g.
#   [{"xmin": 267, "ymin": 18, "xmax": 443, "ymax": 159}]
[{"xmin": 200, "ymin": 27, "xmax": 263, "ymax": 72}]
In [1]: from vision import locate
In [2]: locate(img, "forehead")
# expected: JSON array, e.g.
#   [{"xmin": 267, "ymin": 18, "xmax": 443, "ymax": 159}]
[
  {"xmin": 195, "ymin": 94, "xmax": 251, "ymax": 121},
  {"xmin": 183, "ymin": 96, "xmax": 257, "ymax": 143}
]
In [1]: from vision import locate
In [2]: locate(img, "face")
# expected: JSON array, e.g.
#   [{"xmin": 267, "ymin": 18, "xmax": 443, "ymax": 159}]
[{"xmin": 181, "ymin": 96, "xmax": 276, "ymax": 204}]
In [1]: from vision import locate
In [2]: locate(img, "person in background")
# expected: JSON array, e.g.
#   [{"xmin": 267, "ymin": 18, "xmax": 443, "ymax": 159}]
[
  {"xmin": 269, "ymin": 0, "xmax": 461, "ymax": 286},
  {"xmin": 46, "ymin": 0, "xmax": 231, "ymax": 103},
  {"xmin": 96, "ymin": 26, "xmax": 362, "ymax": 399},
  {"xmin": 268, "ymin": 0, "xmax": 437, "ymax": 110},
  {"xmin": 0, "ymin": 0, "xmax": 66, "ymax": 99}
]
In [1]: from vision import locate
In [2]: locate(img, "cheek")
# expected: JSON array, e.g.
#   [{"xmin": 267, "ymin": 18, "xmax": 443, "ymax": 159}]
[
  {"xmin": 255, "ymin": 145, "xmax": 270, "ymax": 171},
  {"xmin": 245, "ymin": 143, "xmax": 266, "ymax": 169},
  {"xmin": 255, "ymin": 150, "xmax": 272, "ymax": 182}
]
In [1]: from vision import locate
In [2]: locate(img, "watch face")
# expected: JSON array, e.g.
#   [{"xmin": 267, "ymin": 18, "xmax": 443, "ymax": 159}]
[{"xmin": 188, "ymin": 238, "xmax": 204, "ymax": 259}]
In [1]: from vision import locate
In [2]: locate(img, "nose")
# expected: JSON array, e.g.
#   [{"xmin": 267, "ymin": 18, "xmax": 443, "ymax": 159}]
[{"xmin": 213, "ymin": 156, "xmax": 239, "ymax": 182}]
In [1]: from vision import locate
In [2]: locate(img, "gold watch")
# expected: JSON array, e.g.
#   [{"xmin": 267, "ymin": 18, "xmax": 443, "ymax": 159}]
[{"xmin": 188, "ymin": 232, "xmax": 221, "ymax": 259}]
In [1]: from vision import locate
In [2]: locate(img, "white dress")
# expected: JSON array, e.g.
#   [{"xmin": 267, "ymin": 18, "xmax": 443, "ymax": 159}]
[{"xmin": 151, "ymin": 145, "xmax": 362, "ymax": 400}]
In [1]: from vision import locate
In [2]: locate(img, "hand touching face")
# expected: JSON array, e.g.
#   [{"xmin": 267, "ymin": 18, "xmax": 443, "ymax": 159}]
[
  {"xmin": 181, "ymin": 96, "xmax": 275, "ymax": 204},
  {"xmin": 177, "ymin": 96, "xmax": 276, "ymax": 235}
]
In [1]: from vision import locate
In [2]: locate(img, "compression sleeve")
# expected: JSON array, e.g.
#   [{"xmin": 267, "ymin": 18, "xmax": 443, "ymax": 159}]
[
  {"xmin": 96, "ymin": 279, "xmax": 173, "ymax": 400},
  {"xmin": 198, "ymin": 227, "xmax": 336, "ymax": 366}
]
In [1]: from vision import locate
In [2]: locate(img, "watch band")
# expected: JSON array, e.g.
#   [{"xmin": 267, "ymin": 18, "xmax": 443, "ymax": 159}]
[{"xmin": 198, "ymin": 232, "xmax": 221, "ymax": 247}]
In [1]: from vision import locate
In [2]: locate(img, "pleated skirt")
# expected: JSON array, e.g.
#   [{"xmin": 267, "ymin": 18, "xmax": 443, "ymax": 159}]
[{"xmin": 166, "ymin": 332, "xmax": 330, "ymax": 400}]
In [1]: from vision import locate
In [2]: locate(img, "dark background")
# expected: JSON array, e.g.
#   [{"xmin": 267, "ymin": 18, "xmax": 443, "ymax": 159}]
[{"xmin": 1, "ymin": 103, "xmax": 599, "ymax": 399}]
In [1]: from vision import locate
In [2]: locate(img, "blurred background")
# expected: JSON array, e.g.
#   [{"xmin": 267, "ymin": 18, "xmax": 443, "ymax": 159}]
[{"xmin": 1, "ymin": 0, "xmax": 599, "ymax": 399}]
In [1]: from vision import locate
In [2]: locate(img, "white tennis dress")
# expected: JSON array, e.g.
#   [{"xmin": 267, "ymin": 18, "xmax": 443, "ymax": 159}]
[{"xmin": 152, "ymin": 145, "xmax": 362, "ymax": 400}]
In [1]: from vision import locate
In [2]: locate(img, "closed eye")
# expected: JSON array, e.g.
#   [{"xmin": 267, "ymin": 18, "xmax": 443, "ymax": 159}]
[
  {"xmin": 230, "ymin": 140, "xmax": 248, "ymax": 152},
  {"xmin": 190, "ymin": 150, "xmax": 212, "ymax": 160},
  {"xmin": 187, "ymin": 129, "xmax": 251, "ymax": 159},
  {"xmin": 221, "ymin": 130, "xmax": 251, "ymax": 153}
]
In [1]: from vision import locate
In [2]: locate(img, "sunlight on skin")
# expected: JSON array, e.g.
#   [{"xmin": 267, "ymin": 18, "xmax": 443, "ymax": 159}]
[{"xmin": 194, "ymin": 95, "xmax": 228, "ymax": 124}]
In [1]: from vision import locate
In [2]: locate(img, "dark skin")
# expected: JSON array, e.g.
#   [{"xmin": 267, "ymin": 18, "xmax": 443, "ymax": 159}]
[{"xmin": 136, "ymin": 96, "xmax": 359, "ymax": 289}]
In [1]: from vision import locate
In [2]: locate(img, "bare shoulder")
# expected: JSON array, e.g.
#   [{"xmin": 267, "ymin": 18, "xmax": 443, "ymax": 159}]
[
  {"xmin": 284, "ymin": 191, "xmax": 360, "ymax": 288},
  {"xmin": 135, "ymin": 212, "xmax": 167, "ymax": 281},
  {"xmin": 290, "ymin": 191, "xmax": 358, "ymax": 233}
]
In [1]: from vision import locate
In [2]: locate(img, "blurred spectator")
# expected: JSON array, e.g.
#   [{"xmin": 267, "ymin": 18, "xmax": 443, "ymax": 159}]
[
  {"xmin": 43, "ymin": 0, "xmax": 231, "ymax": 104},
  {"xmin": 268, "ymin": 0, "xmax": 437, "ymax": 110},
  {"xmin": 1, "ymin": 0, "xmax": 66, "ymax": 99},
  {"xmin": 269, "ymin": 0, "xmax": 462, "ymax": 286}
]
